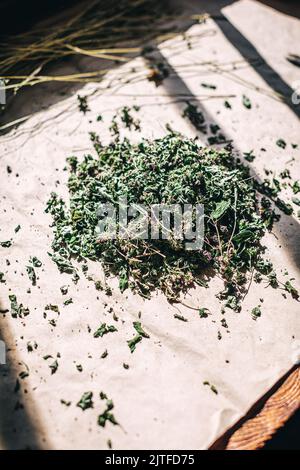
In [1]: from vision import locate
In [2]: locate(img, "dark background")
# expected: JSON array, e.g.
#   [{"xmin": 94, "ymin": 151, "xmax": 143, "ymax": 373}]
[{"xmin": 0, "ymin": 0, "xmax": 80, "ymax": 37}]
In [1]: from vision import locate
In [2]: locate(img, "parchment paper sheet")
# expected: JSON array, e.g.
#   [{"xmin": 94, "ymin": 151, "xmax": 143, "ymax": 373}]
[{"xmin": 0, "ymin": 0, "xmax": 299, "ymax": 449}]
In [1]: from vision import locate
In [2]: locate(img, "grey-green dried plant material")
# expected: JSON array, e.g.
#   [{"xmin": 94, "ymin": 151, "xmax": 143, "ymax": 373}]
[
  {"xmin": 243, "ymin": 150, "xmax": 255, "ymax": 162},
  {"xmin": 9, "ymin": 294, "xmax": 30, "ymax": 318},
  {"xmin": 101, "ymin": 349, "xmax": 108, "ymax": 359},
  {"xmin": 45, "ymin": 304, "xmax": 60, "ymax": 313},
  {"xmin": 203, "ymin": 381, "xmax": 218, "ymax": 394},
  {"xmin": 201, "ymin": 82, "xmax": 216, "ymax": 90},
  {"xmin": 211, "ymin": 200, "xmax": 230, "ymax": 220},
  {"xmin": 198, "ymin": 308, "xmax": 210, "ymax": 318},
  {"xmin": 93, "ymin": 323, "xmax": 118, "ymax": 338},
  {"xmin": 292, "ymin": 197, "xmax": 300, "ymax": 206},
  {"xmin": 120, "ymin": 106, "xmax": 140, "ymax": 131},
  {"xmin": 100, "ymin": 391, "xmax": 107, "ymax": 400},
  {"xmin": 147, "ymin": 61, "xmax": 169, "ymax": 87},
  {"xmin": 26, "ymin": 265, "xmax": 37, "ymax": 285},
  {"xmin": 30, "ymin": 256, "xmax": 42, "ymax": 267},
  {"xmin": 284, "ymin": 280, "xmax": 299, "ymax": 300},
  {"xmin": 98, "ymin": 397, "xmax": 118, "ymax": 427},
  {"xmin": 292, "ymin": 181, "xmax": 300, "ymax": 194},
  {"xmin": 242, "ymin": 95, "xmax": 251, "ymax": 109},
  {"xmin": 182, "ymin": 102, "xmax": 206, "ymax": 131},
  {"xmin": 60, "ymin": 285, "xmax": 68, "ymax": 295},
  {"xmin": 127, "ymin": 334, "xmax": 142, "ymax": 353},
  {"xmin": 0, "ymin": 240, "xmax": 12, "ymax": 248},
  {"xmin": 43, "ymin": 354, "xmax": 53, "ymax": 361},
  {"xmin": 61, "ymin": 399, "xmax": 71, "ymax": 406},
  {"xmin": 107, "ymin": 439, "xmax": 112, "ymax": 449},
  {"xmin": 251, "ymin": 306, "xmax": 261, "ymax": 320},
  {"xmin": 77, "ymin": 95, "xmax": 90, "ymax": 114},
  {"xmin": 19, "ymin": 371, "xmax": 29, "ymax": 380},
  {"xmin": 48, "ymin": 252, "xmax": 75, "ymax": 274},
  {"xmin": 225, "ymin": 295, "xmax": 241, "ymax": 312},
  {"xmin": 46, "ymin": 134, "xmax": 295, "ymax": 310},
  {"xmin": 276, "ymin": 138, "xmax": 286, "ymax": 149},
  {"xmin": 49, "ymin": 360, "xmax": 59, "ymax": 375},
  {"xmin": 279, "ymin": 169, "xmax": 290, "ymax": 179},
  {"xmin": 27, "ymin": 341, "xmax": 38, "ymax": 352},
  {"xmin": 77, "ymin": 391, "xmax": 93, "ymax": 410},
  {"xmin": 133, "ymin": 321, "xmax": 150, "ymax": 338},
  {"xmin": 174, "ymin": 313, "xmax": 188, "ymax": 322},
  {"xmin": 275, "ymin": 198, "xmax": 293, "ymax": 215}
]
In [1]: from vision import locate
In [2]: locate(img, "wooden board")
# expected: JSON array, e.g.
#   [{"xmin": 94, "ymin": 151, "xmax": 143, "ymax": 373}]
[{"xmin": 211, "ymin": 367, "xmax": 300, "ymax": 450}]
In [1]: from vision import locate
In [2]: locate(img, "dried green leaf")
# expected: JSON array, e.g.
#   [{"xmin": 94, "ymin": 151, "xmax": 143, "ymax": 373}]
[{"xmin": 77, "ymin": 391, "xmax": 93, "ymax": 410}]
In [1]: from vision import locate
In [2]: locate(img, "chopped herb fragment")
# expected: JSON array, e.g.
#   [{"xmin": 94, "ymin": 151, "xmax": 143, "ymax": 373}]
[
  {"xmin": 49, "ymin": 360, "xmax": 59, "ymax": 375},
  {"xmin": 198, "ymin": 308, "xmax": 210, "ymax": 318},
  {"xmin": 201, "ymin": 83, "xmax": 216, "ymax": 90},
  {"xmin": 127, "ymin": 335, "xmax": 142, "ymax": 353},
  {"xmin": 9, "ymin": 294, "xmax": 30, "ymax": 318},
  {"xmin": 101, "ymin": 349, "xmax": 108, "ymax": 359},
  {"xmin": 1, "ymin": 240, "xmax": 12, "ymax": 248},
  {"xmin": 77, "ymin": 391, "xmax": 93, "ymax": 410},
  {"xmin": 77, "ymin": 95, "xmax": 89, "ymax": 114},
  {"xmin": 242, "ymin": 95, "xmax": 251, "ymax": 109},
  {"xmin": 61, "ymin": 399, "xmax": 71, "ymax": 406},
  {"xmin": 251, "ymin": 306, "xmax": 261, "ymax": 320},
  {"xmin": 174, "ymin": 313, "xmax": 188, "ymax": 322},
  {"xmin": 93, "ymin": 323, "xmax": 117, "ymax": 338},
  {"xmin": 97, "ymin": 396, "xmax": 118, "ymax": 427},
  {"xmin": 276, "ymin": 139, "xmax": 286, "ymax": 149},
  {"xmin": 284, "ymin": 281, "xmax": 299, "ymax": 299},
  {"xmin": 26, "ymin": 265, "xmax": 36, "ymax": 285},
  {"xmin": 133, "ymin": 321, "xmax": 150, "ymax": 338},
  {"xmin": 30, "ymin": 256, "xmax": 42, "ymax": 267},
  {"xmin": 243, "ymin": 150, "xmax": 255, "ymax": 162}
]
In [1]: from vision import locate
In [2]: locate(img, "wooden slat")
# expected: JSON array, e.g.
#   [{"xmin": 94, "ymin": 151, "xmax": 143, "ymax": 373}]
[
  {"xmin": 226, "ymin": 368, "xmax": 300, "ymax": 450},
  {"xmin": 210, "ymin": 367, "xmax": 300, "ymax": 450}
]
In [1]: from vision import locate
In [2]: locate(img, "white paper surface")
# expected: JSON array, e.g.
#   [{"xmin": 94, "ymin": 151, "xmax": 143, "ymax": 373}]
[{"xmin": 0, "ymin": 0, "xmax": 299, "ymax": 449}]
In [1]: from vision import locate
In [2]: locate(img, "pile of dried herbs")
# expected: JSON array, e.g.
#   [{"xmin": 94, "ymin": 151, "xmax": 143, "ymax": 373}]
[{"xmin": 46, "ymin": 134, "xmax": 282, "ymax": 308}]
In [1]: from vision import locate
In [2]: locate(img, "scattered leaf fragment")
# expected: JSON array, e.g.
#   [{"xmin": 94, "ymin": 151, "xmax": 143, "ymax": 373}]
[
  {"xmin": 174, "ymin": 313, "xmax": 188, "ymax": 322},
  {"xmin": 242, "ymin": 95, "xmax": 251, "ymax": 109},
  {"xmin": 198, "ymin": 308, "xmax": 210, "ymax": 318},
  {"xmin": 251, "ymin": 306, "xmax": 261, "ymax": 320},
  {"xmin": 77, "ymin": 391, "xmax": 93, "ymax": 411},
  {"xmin": 284, "ymin": 281, "xmax": 299, "ymax": 300},
  {"xmin": 133, "ymin": 321, "xmax": 150, "ymax": 338},
  {"xmin": 93, "ymin": 323, "xmax": 118, "ymax": 338},
  {"xmin": 98, "ymin": 397, "xmax": 118, "ymax": 427},
  {"xmin": 1, "ymin": 240, "xmax": 12, "ymax": 248},
  {"xmin": 49, "ymin": 360, "xmax": 59, "ymax": 375},
  {"xmin": 276, "ymin": 139, "xmax": 286, "ymax": 149},
  {"xmin": 127, "ymin": 334, "xmax": 142, "ymax": 353}
]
